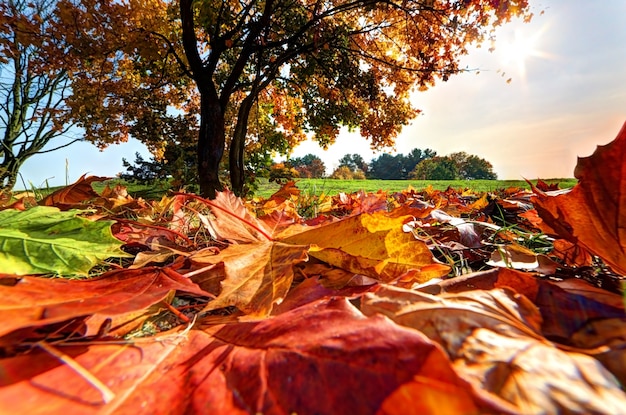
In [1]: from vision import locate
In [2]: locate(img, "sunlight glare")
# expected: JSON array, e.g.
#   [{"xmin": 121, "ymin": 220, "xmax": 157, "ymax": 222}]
[{"xmin": 498, "ymin": 27, "xmax": 547, "ymax": 80}]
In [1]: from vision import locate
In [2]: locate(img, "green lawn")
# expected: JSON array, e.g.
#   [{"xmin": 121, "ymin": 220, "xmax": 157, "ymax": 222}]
[
  {"xmin": 254, "ymin": 178, "xmax": 577, "ymax": 199},
  {"xmin": 20, "ymin": 177, "xmax": 577, "ymax": 201}
]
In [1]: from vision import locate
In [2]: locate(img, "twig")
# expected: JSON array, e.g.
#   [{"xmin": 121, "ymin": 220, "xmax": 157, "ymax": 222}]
[{"xmin": 36, "ymin": 341, "xmax": 115, "ymax": 404}]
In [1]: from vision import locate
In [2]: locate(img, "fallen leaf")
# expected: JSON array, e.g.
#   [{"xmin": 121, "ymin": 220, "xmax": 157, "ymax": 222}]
[
  {"xmin": 39, "ymin": 175, "xmax": 109, "ymax": 208},
  {"xmin": 531, "ymin": 122, "xmax": 626, "ymax": 274},
  {"xmin": 0, "ymin": 298, "xmax": 513, "ymax": 414},
  {"xmin": 0, "ymin": 267, "xmax": 212, "ymax": 339},
  {"xmin": 455, "ymin": 328, "xmax": 626, "ymax": 415},
  {"xmin": 190, "ymin": 241, "xmax": 309, "ymax": 316},
  {"xmin": 284, "ymin": 210, "xmax": 450, "ymax": 283},
  {"xmin": 361, "ymin": 285, "xmax": 626, "ymax": 414},
  {"xmin": 192, "ymin": 190, "xmax": 273, "ymax": 243},
  {"xmin": 0, "ymin": 206, "xmax": 130, "ymax": 276},
  {"xmin": 486, "ymin": 243, "xmax": 559, "ymax": 274}
]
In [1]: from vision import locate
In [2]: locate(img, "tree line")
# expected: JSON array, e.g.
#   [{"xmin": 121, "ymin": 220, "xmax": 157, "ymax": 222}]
[{"xmin": 266, "ymin": 148, "xmax": 497, "ymax": 182}]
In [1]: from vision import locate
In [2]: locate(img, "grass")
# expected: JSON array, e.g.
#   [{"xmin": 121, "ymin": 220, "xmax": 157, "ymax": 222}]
[
  {"xmin": 16, "ymin": 177, "xmax": 577, "ymax": 201},
  {"xmin": 253, "ymin": 178, "xmax": 577, "ymax": 199}
]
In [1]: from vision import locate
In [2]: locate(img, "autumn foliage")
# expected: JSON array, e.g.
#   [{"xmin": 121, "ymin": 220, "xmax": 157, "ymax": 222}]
[{"xmin": 0, "ymin": 124, "xmax": 626, "ymax": 414}]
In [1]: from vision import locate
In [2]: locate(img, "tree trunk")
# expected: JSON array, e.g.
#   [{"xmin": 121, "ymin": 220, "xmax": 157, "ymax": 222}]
[
  {"xmin": 0, "ymin": 168, "xmax": 18, "ymax": 192},
  {"xmin": 197, "ymin": 93, "xmax": 226, "ymax": 199},
  {"xmin": 229, "ymin": 94, "xmax": 255, "ymax": 196}
]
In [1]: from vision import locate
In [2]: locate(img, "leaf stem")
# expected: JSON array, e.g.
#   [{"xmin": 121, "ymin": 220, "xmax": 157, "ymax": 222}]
[
  {"xmin": 36, "ymin": 341, "xmax": 115, "ymax": 404},
  {"xmin": 179, "ymin": 192, "xmax": 274, "ymax": 241}
]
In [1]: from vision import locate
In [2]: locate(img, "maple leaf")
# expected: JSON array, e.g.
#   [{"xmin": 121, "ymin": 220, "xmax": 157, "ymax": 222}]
[
  {"xmin": 190, "ymin": 241, "xmax": 309, "ymax": 316},
  {"xmin": 283, "ymin": 209, "xmax": 450, "ymax": 283},
  {"xmin": 0, "ymin": 266, "xmax": 212, "ymax": 339},
  {"xmin": 39, "ymin": 175, "xmax": 109, "ymax": 209},
  {"xmin": 531, "ymin": 122, "xmax": 626, "ymax": 275},
  {"xmin": 177, "ymin": 190, "xmax": 309, "ymax": 316},
  {"xmin": 191, "ymin": 190, "xmax": 273, "ymax": 243},
  {"xmin": 362, "ymin": 285, "xmax": 626, "ymax": 413},
  {"xmin": 0, "ymin": 298, "xmax": 513, "ymax": 414},
  {"xmin": 0, "ymin": 206, "xmax": 130, "ymax": 276}
]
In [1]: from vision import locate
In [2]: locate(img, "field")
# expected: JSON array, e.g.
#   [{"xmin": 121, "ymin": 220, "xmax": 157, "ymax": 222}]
[
  {"xmin": 16, "ymin": 177, "xmax": 577, "ymax": 201},
  {"xmin": 250, "ymin": 177, "xmax": 577, "ymax": 199}
]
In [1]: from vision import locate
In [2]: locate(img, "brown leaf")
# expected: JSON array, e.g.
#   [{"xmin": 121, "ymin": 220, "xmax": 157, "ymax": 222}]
[
  {"xmin": 531, "ymin": 122, "xmax": 626, "ymax": 275},
  {"xmin": 190, "ymin": 241, "xmax": 309, "ymax": 316},
  {"xmin": 0, "ymin": 267, "xmax": 212, "ymax": 340},
  {"xmin": 193, "ymin": 190, "xmax": 273, "ymax": 243},
  {"xmin": 0, "ymin": 298, "xmax": 513, "ymax": 414},
  {"xmin": 486, "ymin": 243, "xmax": 559, "ymax": 274},
  {"xmin": 39, "ymin": 174, "xmax": 109, "ymax": 208},
  {"xmin": 361, "ymin": 285, "xmax": 626, "ymax": 413},
  {"xmin": 422, "ymin": 268, "xmax": 625, "ymax": 345}
]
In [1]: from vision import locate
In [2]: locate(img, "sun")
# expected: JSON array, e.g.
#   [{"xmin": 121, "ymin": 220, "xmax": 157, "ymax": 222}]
[{"xmin": 498, "ymin": 27, "xmax": 546, "ymax": 80}]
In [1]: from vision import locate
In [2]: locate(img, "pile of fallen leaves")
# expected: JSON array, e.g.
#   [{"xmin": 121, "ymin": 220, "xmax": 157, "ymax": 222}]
[{"xmin": 0, "ymin": 124, "xmax": 625, "ymax": 415}]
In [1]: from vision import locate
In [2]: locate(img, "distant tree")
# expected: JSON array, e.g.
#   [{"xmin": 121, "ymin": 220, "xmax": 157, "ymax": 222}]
[
  {"xmin": 410, "ymin": 156, "xmax": 459, "ymax": 180},
  {"xmin": 288, "ymin": 154, "xmax": 326, "ymax": 178},
  {"xmin": 330, "ymin": 165, "xmax": 366, "ymax": 180},
  {"xmin": 404, "ymin": 148, "xmax": 437, "ymax": 175},
  {"xmin": 338, "ymin": 154, "xmax": 368, "ymax": 175},
  {"xmin": 449, "ymin": 152, "xmax": 497, "ymax": 180},
  {"xmin": 368, "ymin": 153, "xmax": 405, "ymax": 180},
  {"xmin": 367, "ymin": 148, "xmax": 437, "ymax": 179},
  {"xmin": 120, "ymin": 153, "xmax": 168, "ymax": 184},
  {"xmin": 120, "ymin": 112, "xmax": 198, "ymax": 190},
  {"xmin": 269, "ymin": 162, "xmax": 299, "ymax": 184}
]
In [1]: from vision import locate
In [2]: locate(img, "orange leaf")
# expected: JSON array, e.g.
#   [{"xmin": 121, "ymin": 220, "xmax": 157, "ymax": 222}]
[
  {"xmin": 0, "ymin": 267, "xmax": 211, "ymax": 339},
  {"xmin": 189, "ymin": 190, "xmax": 273, "ymax": 242},
  {"xmin": 531, "ymin": 122, "xmax": 626, "ymax": 274},
  {"xmin": 0, "ymin": 298, "xmax": 509, "ymax": 414},
  {"xmin": 39, "ymin": 174, "xmax": 109, "ymax": 208},
  {"xmin": 190, "ymin": 241, "xmax": 309, "ymax": 316},
  {"xmin": 362, "ymin": 285, "xmax": 626, "ymax": 413}
]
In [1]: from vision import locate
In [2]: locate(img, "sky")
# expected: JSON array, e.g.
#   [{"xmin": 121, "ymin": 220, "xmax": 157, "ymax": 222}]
[{"xmin": 17, "ymin": 0, "xmax": 626, "ymax": 189}]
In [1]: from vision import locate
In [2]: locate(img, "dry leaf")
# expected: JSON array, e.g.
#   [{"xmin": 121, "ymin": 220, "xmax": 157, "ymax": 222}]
[
  {"xmin": 532, "ymin": 122, "xmax": 626, "ymax": 275},
  {"xmin": 361, "ymin": 285, "xmax": 626, "ymax": 413},
  {"xmin": 0, "ymin": 267, "xmax": 211, "ymax": 340},
  {"xmin": 190, "ymin": 241, "xmax": 309, "ymax": 316},
  {"xmin": 284, "ymin": 210, "xmax": 450, "ymax": 283},
  {"xmin": 0, "ymin": 298, "xmax": 510, "ymax": 415}
]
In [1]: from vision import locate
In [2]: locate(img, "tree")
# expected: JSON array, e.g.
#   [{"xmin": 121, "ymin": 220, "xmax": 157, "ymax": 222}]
[
  {"xmin": 54, "ymin": 0, "xmax": 529, "ymax": 198},
  {"xmin": 449, "ymin": 151, "xmax": 497, "ymax": 179},
  {"xmin": 120, "ymin": 152, "xmax": 169, "ymax": 184},
  {"xmin": 404, "ymin": 148, "xmax": 436, "ymax": 175},
  {"xmin": 367, "ymin": 148, "xmax": 436, "ymax": 179},
  {"xmin": 330, "ymin": 165, "xmax": 366, "ymax": 179},
  {"xmin": 338, "ymin": 153, "xmax": 368, "ymax": 175},
  {"xmin": 368, "ymin": 153, "xmax": 404, "ymax": 180},
  {"xmin": 288, "ymin": 154, "xmax": 326, "ymax": 178},
  {"xmin": 0, "ymin": 0, "xmax": 81, "ymax": 190},
  {"xmin": 269, "ymin": 162, "xmax": 299, "ymax": 183},
  {"xmin": 410, "ymin": 156, "xmax": 459, "ymax": 180}
]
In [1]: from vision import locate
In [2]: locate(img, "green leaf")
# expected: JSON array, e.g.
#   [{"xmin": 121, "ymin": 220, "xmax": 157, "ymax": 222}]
[{"xmin": 0, "ymin": 207, "xmax": 130, "ymax": 276}]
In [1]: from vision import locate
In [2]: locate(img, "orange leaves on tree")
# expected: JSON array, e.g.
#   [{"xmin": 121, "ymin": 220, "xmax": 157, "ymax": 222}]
[{"xmin": 531, "ymin": 121, "xmax": 626, "ymax": 274}]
